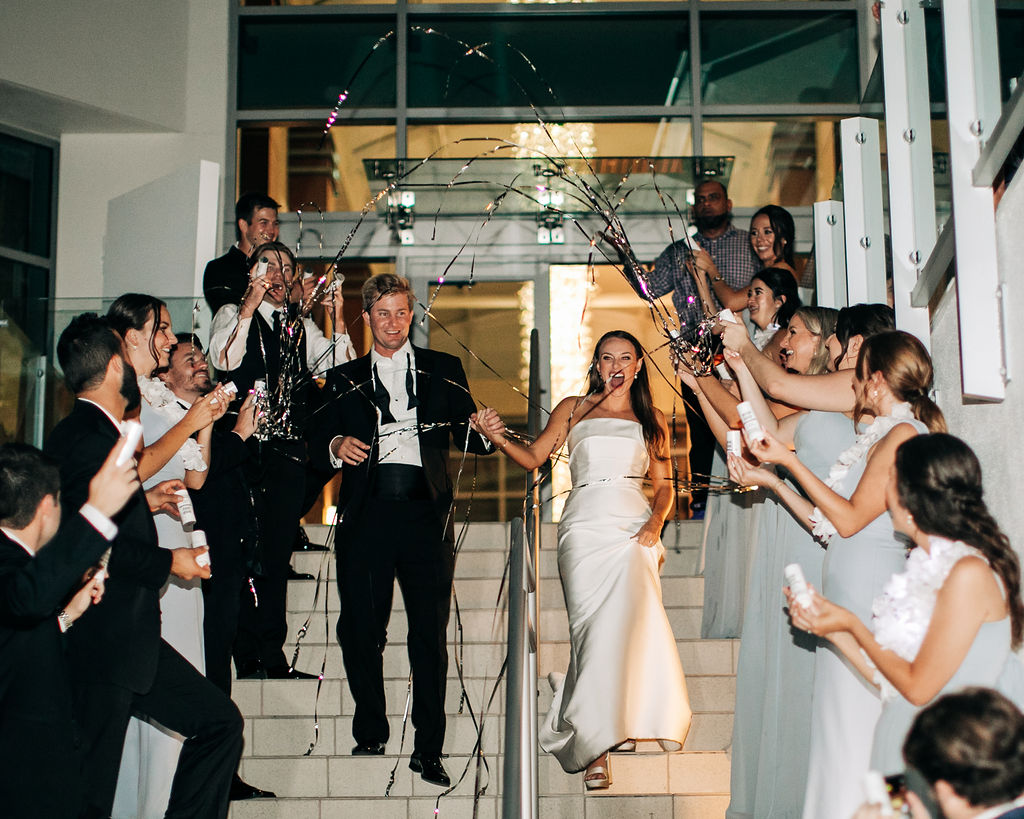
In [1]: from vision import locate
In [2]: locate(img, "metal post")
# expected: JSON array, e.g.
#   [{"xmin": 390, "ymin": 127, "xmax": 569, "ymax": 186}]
[
  {"xmin": 879, "ymin": 0, "xmax": 935, "ymax": 346},
  {"xmin": 941, "ymin": 0, "xmax": 1006, "ymax": 399},
  {"xmin": 31, "ymin": 356, "xmax": 47, "ymax": 449},
  {"xmin": 813, "ymin": 201, "xmax": 848, "ymax": 309},
  {"xmin": 503, "ymin": 520, "xmax": 528, "ymax": 819},
  {"xmin": 840, "ymin": 117, "xmax": 888, "ymax": 306},
  {"xmin": 525, "ymin": 329, "xmax": 541, "ymax": 816}
]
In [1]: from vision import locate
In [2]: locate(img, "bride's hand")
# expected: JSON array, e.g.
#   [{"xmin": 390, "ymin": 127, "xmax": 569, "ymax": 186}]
[{"xmin": 631, "ymin": 518, "xmax": 662, "ymax": 548}]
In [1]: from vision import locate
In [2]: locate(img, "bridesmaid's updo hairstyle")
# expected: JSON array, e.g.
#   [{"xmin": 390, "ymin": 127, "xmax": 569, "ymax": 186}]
[
  {"xmin": 855, "ymin": 330, "xmax": 946, "ymax": 433},
  {"xmin": 833, "ymin": 303, "xmax": 895, "ymax": 370},
  {"xmin": 107, "ymin": 293, "xmax": 167, "ymax": 378},
  {"xmin": 587, "ymin": 330, "xmax": 666, "ymax": 459},
  {"xmin": 895, "ymin": 434, "xmax": 1023, "ymax": 649},
  {"xmin": 790, "ymin": 306, "xmax": 838, "ymax": 376}
]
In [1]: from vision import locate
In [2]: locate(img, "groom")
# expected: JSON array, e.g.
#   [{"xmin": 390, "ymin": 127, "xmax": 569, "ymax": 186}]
[{"xmin": 315, "ymin": 273, "xmax": 492, "ymax": 786}]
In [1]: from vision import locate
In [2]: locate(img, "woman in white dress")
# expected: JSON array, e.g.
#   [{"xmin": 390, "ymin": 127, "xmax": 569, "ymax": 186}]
[
  {"xmin": 789, "ymin": 433, "xmax": 1024, "ymax": 775},
  {"xmin": 472, "ymin": 330, "xmax": 691, "ymax": 789},
  {"xmin": 107, "ymin": 294, "xmax": 230, "ymax": 819}
]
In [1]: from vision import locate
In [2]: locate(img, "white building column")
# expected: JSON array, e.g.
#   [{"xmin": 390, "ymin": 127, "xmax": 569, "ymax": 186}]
[{"xmin": 840, "ymin": 117, "xmax": 888, "ymax": 306}]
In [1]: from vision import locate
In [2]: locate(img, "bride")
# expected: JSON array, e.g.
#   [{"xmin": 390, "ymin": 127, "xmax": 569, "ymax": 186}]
[{"xmin": 472, "ymin": 330, "xmax": 691, "ymax": 788}]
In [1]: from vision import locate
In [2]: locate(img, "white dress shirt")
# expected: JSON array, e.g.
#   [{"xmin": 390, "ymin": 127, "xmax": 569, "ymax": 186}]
[
  {"xmin": 209, "ymin": 300, "xmax": 356, "ymax": 377},
  {"xmin": 329, "ymin": 340, "xmax": 423, "ymax": 469}
]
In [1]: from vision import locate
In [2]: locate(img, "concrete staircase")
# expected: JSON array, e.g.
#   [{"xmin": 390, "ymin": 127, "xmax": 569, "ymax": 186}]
[{"xmin": 230, "ymin": 521, "xmax": 736, "ymax": 818}]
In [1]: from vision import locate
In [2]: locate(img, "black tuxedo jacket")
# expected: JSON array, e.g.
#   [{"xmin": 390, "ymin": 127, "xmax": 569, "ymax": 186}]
[
  {"xmin": 0, "ymin": 518, "xmax": 109, "ymax": 818},
  {"xmin": 203, "ymin": 245, "xmax": 249, "ymax": 314},
  {"xmin": 45, "ymin": 400, "xmax": 172, "ymax": 692},
  {"xmin": 314, "ymin": 346, "xmax": 491, "ymax": 536}
]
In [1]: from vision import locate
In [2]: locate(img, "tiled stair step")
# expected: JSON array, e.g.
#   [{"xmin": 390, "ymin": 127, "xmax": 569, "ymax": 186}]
[
  {"xmin": 292, "ymin": 544, "xmax": 703, "ymax": 582},
  {"xmin": 303, "ymin": 520, "xmax": 705, "ymax": 554},
  {"xmin": 234, "ymin": 674, "xmax": 736, "ymax": 723},
  {"xmin": 230, "ymin": 792, "xmax": 732, "ymax": 819},
  {"xmin": 267, "ymin": 636, "xmax": 737, "ymax": 682},
  {"xmin": 233, "ymin": 749, "xmax": 730, "ymax": 801},
  {"xmin": 286, "ymin": 575, "xmax": 706, "ymax": 614}
]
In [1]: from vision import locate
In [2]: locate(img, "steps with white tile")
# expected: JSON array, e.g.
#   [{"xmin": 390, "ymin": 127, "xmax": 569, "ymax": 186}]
[{"xmin": 230, "ymin": 521, "xmax": 734, "ymax": 818}]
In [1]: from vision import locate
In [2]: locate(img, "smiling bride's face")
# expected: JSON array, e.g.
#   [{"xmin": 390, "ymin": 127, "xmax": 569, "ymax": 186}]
[{"xmin": 597, "ymin": 337, "xmax": 641, "ymax": 395}]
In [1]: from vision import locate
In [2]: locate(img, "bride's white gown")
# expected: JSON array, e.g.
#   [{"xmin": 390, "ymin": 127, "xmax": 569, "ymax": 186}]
[{"xmin": 540, "ymin": 418, "xmax": 692, "ymax": 773}]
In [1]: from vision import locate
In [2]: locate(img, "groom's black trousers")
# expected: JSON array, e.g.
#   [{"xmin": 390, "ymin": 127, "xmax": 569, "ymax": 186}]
[{"xmin": 335, "ymin": 484, "xmax": 453, "ymax": 756}]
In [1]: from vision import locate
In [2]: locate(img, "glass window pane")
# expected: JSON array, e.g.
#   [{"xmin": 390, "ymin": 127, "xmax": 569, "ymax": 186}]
[
  {"xmin": 702, "ymin": 119, "xmax": 840, "ymax": 208},
  {"xmin": 0, "ymin": 133, "xmax": 53, "ymax": 258},
  {"xmin": 700, "ymin": 11, "xmax": 859, "ymax": 105},
  {"xmin": 407, "ymin": 16, "xmax": 691, "ymax": 108},
  {"xmin": 238, "ymin": 124, "xmax": 396, "ymax": 212},
  {"xmin": 237, "ymin": 17, "xmax": 397, "ymax": 109}
]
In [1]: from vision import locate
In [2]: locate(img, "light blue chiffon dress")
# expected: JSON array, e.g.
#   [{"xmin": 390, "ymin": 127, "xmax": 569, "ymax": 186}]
[{"xmin": 727, "ymin": 410, "xmax": 856, "ymax": 819}]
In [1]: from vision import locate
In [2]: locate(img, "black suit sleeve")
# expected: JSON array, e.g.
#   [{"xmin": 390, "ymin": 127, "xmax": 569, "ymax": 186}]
[
  {"xmin": 308, "ymin": 366, "xmax": 353, "ymax": 474},
  {"xmin": 445, "ymin": 357, "xmax": 492, "ymax": 457},
  {"xmin": 0, "ymin": 515, "xmax": 109, "ymax": 625},
  {"xmin": 206, "ymin": 430, "xmax": 252, "ymax": 480},
  {"xmin": 50, "ymin": 420, "xmax": 172, "ymax": 591}
]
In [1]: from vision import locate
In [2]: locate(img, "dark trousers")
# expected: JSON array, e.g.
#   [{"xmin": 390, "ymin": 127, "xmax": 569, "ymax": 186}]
[
  {"xmin": 234, "ymin": 441, "xmax": 305, "ymax": 671},
  {"xmin": 681, "ymin": 381, "xmax": 715, "ymax": 510},
  {"xmin": 202, "ymin": 563, "xmax": 245, "ymax": 695},
  {"xmin": 77, "ymin": 639, "xmax": 243, "ymax": 819},
  {"xmin": 336, "ymin": 497, "xmax": 454, "ymax": 755}
]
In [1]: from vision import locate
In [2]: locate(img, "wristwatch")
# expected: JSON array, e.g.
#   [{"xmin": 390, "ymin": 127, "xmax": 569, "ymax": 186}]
[
  {"xmin": 711, "ymin": 274, "xmax": 725, "ymax": 283},
  {"xmin": 57, "ymin": 609, "xmax": 73, "ymax": 633}
]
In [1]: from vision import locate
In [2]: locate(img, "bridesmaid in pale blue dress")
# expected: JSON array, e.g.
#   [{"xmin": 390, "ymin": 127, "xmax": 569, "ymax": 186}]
[
  {"xmin": 742, "ymin": 330, "xmax": 946, "ymax": 819},
  {"xmin": 695, "ymin": 307, "xmax": 841, "ymax": 819},
  {"xmin": 700, "ymin": 268, "xmax": 800, "ymax": 639},
  {"xmin": 789, "ymin": 433, "xmax": 1024, "ymax": 775}
]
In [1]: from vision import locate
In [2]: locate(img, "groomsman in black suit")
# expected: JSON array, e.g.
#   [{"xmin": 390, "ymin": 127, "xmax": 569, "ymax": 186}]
[
  {"xmin": 0, "ymin": 441, "xmax": 137, "ymax": 818},
  {"xmin": 45, "ymin": 313, "xmax": 243, "ymax": 819},
  {"xmin": 315, "ymin": 273, "xmax": 492, "ymax": 787}
]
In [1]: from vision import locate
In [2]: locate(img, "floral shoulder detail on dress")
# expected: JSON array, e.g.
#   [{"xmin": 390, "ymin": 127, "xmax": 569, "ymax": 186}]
[
  {"xmin": 869, "ymin": 536, "xmax": 981, "ymax": 700},
  {"xmin": 808, "ymin": 402, "xmax": 915, "ymax": 544},
  {"xmin": 137, "ymin": 376, "xmax": 208, "ymax": 472}
]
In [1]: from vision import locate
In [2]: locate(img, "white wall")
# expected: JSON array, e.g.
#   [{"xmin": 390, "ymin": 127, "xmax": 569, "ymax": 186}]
[{"xmin": 931, "ymin": 173, "xmax": 1024, "ymax": 541}]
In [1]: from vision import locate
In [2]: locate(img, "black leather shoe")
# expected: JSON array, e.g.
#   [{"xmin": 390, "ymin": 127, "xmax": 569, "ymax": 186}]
[
  {"xmin": 410, "ymin": 753, "xmax": 451, "ymax": 787},
  {"xmin": 294, "ymin": 528, "xmax": 329, "ymax": 552},
  {"xmin": 352, "ymin": 742, "xmax": 386, "ymax": 755},
  {"xmin": 265, "ymin": 665, "xmax": 318, "ymax": 680},
  {"xmin": 229, "ymin": 774, "xmax": 277, "ymax": 801},
  {"xmin": 235, "ymin": 659, "xmax": 267, "ymax": 680},
  {"xmin": 287, "ymin": 567, "xmax": 315, "ymax": 581}
]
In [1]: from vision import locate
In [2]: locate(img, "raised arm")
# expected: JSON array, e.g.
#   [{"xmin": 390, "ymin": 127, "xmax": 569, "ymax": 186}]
[
  {"xmin": 722, "ymin": 322, "xmax": 857, "ymax": 412},
  {"xmin": 726, "ymin": 351, "xmax": 802, "ymax": 446},
  {"xmin": 137, "ymin": 384, "xmax": 231, "ymax": 483},
  {"xmin": 471, "ymin": 396, "xmax": 580, "ymax": 471},
  {"xmin": 750, "ymin": 422, "xmax": 918, "ymax": 538},
  {"xmin": 790, "ymin": 556, "xmax": 1001, "ymax": 705}
]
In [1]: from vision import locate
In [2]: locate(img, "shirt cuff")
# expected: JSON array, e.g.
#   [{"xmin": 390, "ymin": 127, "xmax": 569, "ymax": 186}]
[
  {"xmin": 79, "ymin": 504, "xmax": 118, "ymax": 541},
  {"xmin": 329, "ymin": 436, "xmax": 345, "ymax": 469}
]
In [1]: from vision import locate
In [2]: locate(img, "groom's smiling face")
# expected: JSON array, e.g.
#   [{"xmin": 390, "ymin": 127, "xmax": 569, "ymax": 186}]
[{"xmin": 364, "ymin": 291, "xmax": 414, "ymax": 358}]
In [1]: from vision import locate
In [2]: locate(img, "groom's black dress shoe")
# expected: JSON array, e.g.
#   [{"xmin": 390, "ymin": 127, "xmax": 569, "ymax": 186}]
[
  {"xmin": 410, "ymin": 753, "xmax": 451, "ymax": 787},
  {"xmin": 229, "ymin": 774, "xmax": 277, "ymax": 801},
  {"xmin": 352, "ymin": 742, "xmax": 386, "ymax": 755}
]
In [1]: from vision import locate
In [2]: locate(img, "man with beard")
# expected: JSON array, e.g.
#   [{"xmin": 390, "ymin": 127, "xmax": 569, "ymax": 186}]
[
  {"xmin": 45, "ymin": 313, "xmax": 243, "ymax": 819},
  {"xmin": 157, "ymin": 334, "xmax": 276, "ymax": 801},
  {"xmin": 645, "ymin": 179, "xmax": 761, "ymax": 517}
]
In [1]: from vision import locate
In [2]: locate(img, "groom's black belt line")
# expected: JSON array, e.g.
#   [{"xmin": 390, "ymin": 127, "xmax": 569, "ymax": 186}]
[{"xmin": 370, "ymin": 464, "xmax": 430, "ymax": 500}]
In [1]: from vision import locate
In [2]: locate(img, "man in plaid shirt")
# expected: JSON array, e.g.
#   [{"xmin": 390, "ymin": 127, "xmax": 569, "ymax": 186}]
[{"xmin": 644, "ymin": 179, "xmax": 761, "ymax": 517}]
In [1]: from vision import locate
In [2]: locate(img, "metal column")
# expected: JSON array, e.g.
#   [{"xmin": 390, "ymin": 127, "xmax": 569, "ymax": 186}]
[
  {"xmin": 840, "ymin": 117, "xmax": 888, "ymax": 306},
  {"xmin": 879, "ymin": 0, "xmax": 935, "ymax": 346},
  {"xmin": 941, "ymin": 0, "xmax": 1007, "ymax": 399}
]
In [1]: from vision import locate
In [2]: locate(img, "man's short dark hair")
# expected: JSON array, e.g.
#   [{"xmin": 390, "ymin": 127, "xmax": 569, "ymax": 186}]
[
  {"xmin": 0, "ymin": 444, "xmax": 60, "ymax": 529},
  {"xmin": 169, "ymin": 334, "xmax": 204, "ymax": 357},
  {"xmin": 234, "ymin": 193, "xmax": 281, "ymax": 241},
  {"xmin": 903, "ymin": 687, "xmax": 1024, "ymax": 809},
  {"xmin": 56, "ymin": 313, "xmax": 122, "ymax": 394}
]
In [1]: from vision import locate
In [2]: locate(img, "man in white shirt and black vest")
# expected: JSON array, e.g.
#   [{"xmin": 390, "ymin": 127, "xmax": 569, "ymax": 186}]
[
  {"xmin": 209, "ymin": 241, "xmax": 355, "ymax": 680},
  {"xmin": 314, "ymin": 273, "xmax": 492, "ymax": 787}
]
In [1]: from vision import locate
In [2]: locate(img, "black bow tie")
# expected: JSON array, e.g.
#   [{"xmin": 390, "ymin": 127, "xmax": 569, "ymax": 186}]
[{"xmin": 372, "ymin": 355, "xmax": 418, "ymax": 425}]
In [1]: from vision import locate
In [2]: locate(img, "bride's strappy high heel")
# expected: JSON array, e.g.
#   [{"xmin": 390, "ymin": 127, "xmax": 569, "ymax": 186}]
[{"xmin": 584, "ymin": 753, "xmax": 611, "ymax": 790}]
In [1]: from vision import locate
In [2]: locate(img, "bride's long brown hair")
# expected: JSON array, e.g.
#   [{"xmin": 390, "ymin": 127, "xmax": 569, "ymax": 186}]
[{"xmin": 585, "ymin": 330, "xmax": 666, "ymax": 458}]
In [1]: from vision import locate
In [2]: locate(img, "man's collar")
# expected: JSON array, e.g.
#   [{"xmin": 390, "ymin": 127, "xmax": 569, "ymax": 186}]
[
  {"xmin": 257, "ymin": 300, "xmax": 285, "ymax": 323},
  {"xmin": 78, "ymin": 397, "xmax": 123, "ymax": 431},
  {"xmin": 697, "ymin": 224, "xmax": 738, "ymax": 242},
  {"xmin": 371, "ymin": 339, "xmax": 414, "ymax": 368},
  {"xmin": 0, "ymin": 527, "xmax": 34, "ymax": 556}
]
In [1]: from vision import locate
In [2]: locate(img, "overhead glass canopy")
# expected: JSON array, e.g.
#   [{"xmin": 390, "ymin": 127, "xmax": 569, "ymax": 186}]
[{"xmin": 361, "ymin": 155, "xmax": 734, "ymax": 217}]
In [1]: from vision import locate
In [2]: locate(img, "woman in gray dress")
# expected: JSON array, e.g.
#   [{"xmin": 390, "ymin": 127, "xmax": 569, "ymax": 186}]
[{"xmin": 790, "ymin": 433, "xmax": 1024, "ymax": 775}]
